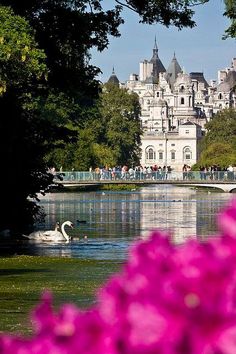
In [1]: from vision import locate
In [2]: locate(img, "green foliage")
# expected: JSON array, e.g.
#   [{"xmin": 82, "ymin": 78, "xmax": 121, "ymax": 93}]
[
  {"xmin": 96, "ymin": 83, "xmax": 142, "ymax": 166},
  {"xmin": 198, "ymin": 142, "xmax": 236, "ymax": 167},
  {"xmin": 93, "ymin": 143, "xmax": 118, "ymax": 167},
  {"xmin": 223, "ymin": 0, "xmax": 236, "ymax": 38},
  {"xmin": 0, "ymin": 6, "xmax": 47, "ymax": 93},
  {"xmin": 46, "ymin": 83, "xmax": 142, "ymax": 170},
  {"xmin": 198, "ymin": 109, "xmax": 236, "ymax": 167},
  {"xmin": 115, "ymin": 0, "xmax": 209, "ymax": 28},
  {"xmin": 0, "ymin": 1, "xmax": 124, "ymax": 98},
  {"xmin": 202, "ymin": 108, "xmax": 236, "ymax": 146}
]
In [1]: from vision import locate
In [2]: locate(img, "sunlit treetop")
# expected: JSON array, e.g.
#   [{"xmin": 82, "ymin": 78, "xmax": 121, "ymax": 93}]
[{"xmin": 0, "ymin": 6, "xmax": 47, "ymax": 95}]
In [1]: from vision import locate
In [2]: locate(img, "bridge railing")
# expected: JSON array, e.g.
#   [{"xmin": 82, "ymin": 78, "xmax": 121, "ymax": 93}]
[{"xmin": 53, "ymin": 170, "xmax": 236, "ymax": 182}]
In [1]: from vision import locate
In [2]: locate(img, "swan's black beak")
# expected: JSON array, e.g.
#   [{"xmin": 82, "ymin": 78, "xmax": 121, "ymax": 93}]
[{"xmin": 71, "ymin": 223, "xmax": 74, "ymax": 229}]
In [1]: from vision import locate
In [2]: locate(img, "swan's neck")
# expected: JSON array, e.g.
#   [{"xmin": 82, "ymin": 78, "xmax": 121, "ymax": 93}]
[{"xmin": 61, "ymin": 223, "xmax": 70, "ymax": 243}]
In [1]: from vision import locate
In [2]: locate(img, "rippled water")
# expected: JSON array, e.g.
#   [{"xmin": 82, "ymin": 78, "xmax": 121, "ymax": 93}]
[{"xmin": 20, "ymin": 185, "xmax": 233, "ymax": 261}]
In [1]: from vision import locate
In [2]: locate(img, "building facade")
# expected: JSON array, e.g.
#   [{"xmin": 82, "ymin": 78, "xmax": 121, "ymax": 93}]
[{"xmin": 108, "ymin": 40, "xmax": 236, "ymax": 171}]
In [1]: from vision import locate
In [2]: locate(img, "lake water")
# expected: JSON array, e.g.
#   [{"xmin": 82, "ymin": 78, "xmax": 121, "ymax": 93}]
[{"xmin": 21, "ymin": 185, "xmax": 234, "ymax": 261}]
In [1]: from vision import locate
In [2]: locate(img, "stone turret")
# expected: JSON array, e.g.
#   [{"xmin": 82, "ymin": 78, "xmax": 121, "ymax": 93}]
[
  {"xmin": 149, "ymin": 37, "xmax": 166, "ymax": 82},
  {"xmin": 107, "ymin": 67, "xmax": 119, "ymax": 86},
  {"xmin": 166, "ymin": 52, "xmax": 182, "ymax": 91},
  {"xmin": 139, "ymin": 37, "xmax": 166, "ymax": 83}
]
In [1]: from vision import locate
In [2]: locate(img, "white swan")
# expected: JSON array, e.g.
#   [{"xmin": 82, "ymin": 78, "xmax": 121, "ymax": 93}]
[{"xmin": 23, "ymin": 221, "xmax": 74, "ymax": 244}]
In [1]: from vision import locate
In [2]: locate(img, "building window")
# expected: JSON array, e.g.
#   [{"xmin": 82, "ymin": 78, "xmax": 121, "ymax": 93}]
[
  {"xmin": 171, "ymin": 143, "xmax": 175, "ymax": 146},
  {"xmin": 159, "ymin": 144, "xmax": 163, "ymax": 146},
  {"xmin": 156, "ymin": 92, "xmax": 159, "ymax": 97},
  {"xmin": 183, "ymin": 147, "xmax": 192, "ymax": 161},
  {"xmin": 146, "ymin": 147, "xmax": 156, "ymax": 160},
  {"xmin": 185, "ymin": 130, "xmax": 189, "ymax": 134},
  {"xmin": 181, "ymin": 97, "xmax": 185, "ymax": 105},
  {"xmin": 171, "ymin": 151, "xmax": 176, "ymax": 160},
  {"xmin": 159, "ymin": 152, "xmax": 163, "ymax": 160},
  {"xmin": 218, "ymin": 93, "xmax": 222, "ymax": 99}
]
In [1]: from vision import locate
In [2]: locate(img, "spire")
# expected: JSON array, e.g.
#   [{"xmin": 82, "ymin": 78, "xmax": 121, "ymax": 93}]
[
  {"xmin": 154, "ymin": 36, "xmax": 158, "ymax": 50},
  {"xmin": 112, "ymin": 66, "xmax": 115, "ymax": 75},
  {"xmin": 153, "ymin": 36, "xmax": 158, "ymax": 56},
  {"xmin": 148, "ymin": 37, "xmax": 166, "ymax": 83}
]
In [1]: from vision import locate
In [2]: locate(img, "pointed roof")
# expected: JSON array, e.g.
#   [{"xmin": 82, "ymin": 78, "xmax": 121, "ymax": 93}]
[
  {"xmin": 107, "ymin": 66, "xmax": 119, "ymax": 86},
  {"xmin": 149, "ymin": 37, "xmax": 166, "ymax": 82},
  {"xmin": 181, "ymin": 121, "xmax": 195, "ymax": 126},
  {"xmin": 190, "ymin": 72, "xmax": 209, "ymax": 88},
  {"xmin": 166, "ymin": 53, "xmax": 182, "ymax": 90}
]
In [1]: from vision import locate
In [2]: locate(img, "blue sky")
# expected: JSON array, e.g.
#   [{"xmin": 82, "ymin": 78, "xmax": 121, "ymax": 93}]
[{"xmin": 91, "ymin": 0, "xmax": 235, "ymax": 84}]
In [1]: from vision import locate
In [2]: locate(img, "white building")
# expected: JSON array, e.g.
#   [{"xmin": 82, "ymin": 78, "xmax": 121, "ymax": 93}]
[{"xmin": 107, "ymin": 40, "xmax": 236, "ymax": 171}]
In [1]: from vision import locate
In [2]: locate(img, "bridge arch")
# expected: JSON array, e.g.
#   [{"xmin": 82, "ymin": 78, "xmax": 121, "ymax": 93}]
[{"xmin": 179, "ymin": 183, "xmax": 236, "ymax": 193}]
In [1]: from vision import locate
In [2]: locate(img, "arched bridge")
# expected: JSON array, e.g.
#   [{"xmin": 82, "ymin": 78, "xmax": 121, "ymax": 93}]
[{"xmin": 53, "ymin": 170, "xmax": 236, "ymax": 193}]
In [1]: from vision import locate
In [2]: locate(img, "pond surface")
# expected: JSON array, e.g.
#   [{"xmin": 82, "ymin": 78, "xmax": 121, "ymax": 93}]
[{"xmin": 20, "ymin": 185, "xmax": 233, "ymax": 261}]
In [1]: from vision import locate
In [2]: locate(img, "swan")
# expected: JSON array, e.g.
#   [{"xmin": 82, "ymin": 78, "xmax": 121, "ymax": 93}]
[{"xmin": 23, "ymin": 221, "xmax": 74, "ymax": 244}]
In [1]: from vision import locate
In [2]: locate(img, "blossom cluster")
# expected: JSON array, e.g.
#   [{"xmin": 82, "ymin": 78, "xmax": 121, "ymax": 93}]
[{"xmin": 2, "ymin": 199, "xmax": 236, "ymax": 353}]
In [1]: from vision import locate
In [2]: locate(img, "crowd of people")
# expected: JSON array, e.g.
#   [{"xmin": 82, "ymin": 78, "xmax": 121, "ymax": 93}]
[
  {"xmin": 198, "ymin": 164, "xmax": 236, "ymax": 181},
  {"xmin": 50, "ymin": 164, "xmax": 236, "ymax": 181},
  {"xmin": 92, "ymin": 165, "xmax": 173, "ymax": 181}
]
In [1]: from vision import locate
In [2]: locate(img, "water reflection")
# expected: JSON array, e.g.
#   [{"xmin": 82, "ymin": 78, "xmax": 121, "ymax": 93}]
[
  {"xmin": 21, "ymin": 185, "xmax": 232, "ymax": 260},
  {"xmin": 139, "ymin": 185, "xmax": 230, "ymax": 244}
]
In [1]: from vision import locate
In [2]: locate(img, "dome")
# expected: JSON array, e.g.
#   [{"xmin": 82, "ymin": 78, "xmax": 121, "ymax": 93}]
[{"xmin": 107, "ymin": 67, "xmax": 120, "ymax": 86}]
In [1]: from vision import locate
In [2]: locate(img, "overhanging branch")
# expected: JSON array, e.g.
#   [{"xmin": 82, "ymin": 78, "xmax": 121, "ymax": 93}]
[{"xmin": 114, "ymin": 0, "xmax": 137, "ymax": 13}]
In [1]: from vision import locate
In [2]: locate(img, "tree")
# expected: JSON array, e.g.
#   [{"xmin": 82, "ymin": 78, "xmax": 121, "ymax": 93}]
[
  {"xmin": 46, "ymin": 84, "xmax": 142, "ymax": 169},
  {"xmin": 96, "ymin": 83, "xmax": 142, "ymax": 167},
  {"xmin": 0, "ymin": 1, "xmax": 124, "ymax": 99},
  {"xmin": 223, "ymin": 0, "xmax": 236, "ymax": 38},
  {"xmin": 197, "ymin": 108, "xmax": 236, "ymax": 167},
  {"xmin": 0, "ymin": 6, "xmax": 54, "ymax": 232},
  {"xmin": 198, "ymin": 142, "xmax": 236, "ymax": 167},
  {"xmin": 115, "ymin": 0, "xmax": 208, "ymax": 28},
  {"xmin": 202, "ymin": 108, "xmax": 236, "ymax": 146}
]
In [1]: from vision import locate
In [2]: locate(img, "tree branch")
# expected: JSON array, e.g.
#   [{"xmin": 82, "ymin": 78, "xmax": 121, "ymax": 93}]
[
  {"xmin": 114, "ymin": 0, "xmax": 137, "ymax": 13},
  {"xmin": 189, "ymin": 0, "xmax": 209, "ymax": 6}
]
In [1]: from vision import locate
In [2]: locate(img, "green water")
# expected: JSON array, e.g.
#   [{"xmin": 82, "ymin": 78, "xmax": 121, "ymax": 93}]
[{"xmin": 0, "ymin": 256, "xmax": 120, "ymax": 335}]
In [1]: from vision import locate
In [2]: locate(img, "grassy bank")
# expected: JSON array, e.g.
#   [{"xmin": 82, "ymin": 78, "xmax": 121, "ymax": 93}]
[
  {"xmin": 50, "ymin": 183, "xmax": 141, "ymax": 193},
  {"xmin": 0, "ymin": 255, "xmax": 121, "ymax": 335}
]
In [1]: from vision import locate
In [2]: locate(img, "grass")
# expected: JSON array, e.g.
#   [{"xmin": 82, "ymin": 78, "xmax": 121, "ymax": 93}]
[
  {"xmin": 59, "ymin": 184, "xmax": 140, "ymax": 192},
  {"xmin": 99, "ymin": 184, "xmax": 139, "ymax": 191},
  {"xmin": 0, "ymin": 255, "xmax": 121, "ymax": 335}
]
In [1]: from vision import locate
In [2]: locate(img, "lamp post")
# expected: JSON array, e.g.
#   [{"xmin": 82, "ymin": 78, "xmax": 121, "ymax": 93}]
[{"xmin": 163, "ymin": 129, "xmax": 168, "ymax": 179}]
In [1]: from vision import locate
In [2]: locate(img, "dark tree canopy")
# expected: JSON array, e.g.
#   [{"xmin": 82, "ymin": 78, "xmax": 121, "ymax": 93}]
[
  {"xmin": 115, "ymin": 0, "xmax": 209, "ymax": 28},
  {"xmin": 0, "ymin": 0, "xmax": 124, "ymax": 99}
]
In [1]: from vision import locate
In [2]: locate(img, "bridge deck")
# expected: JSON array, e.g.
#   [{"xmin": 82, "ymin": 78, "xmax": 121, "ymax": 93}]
[{"xmin": 53, "ymin": 174, "xmax": 236, "ymax": 193}]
